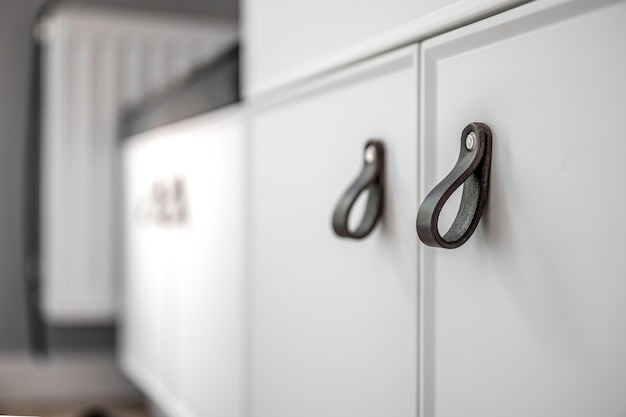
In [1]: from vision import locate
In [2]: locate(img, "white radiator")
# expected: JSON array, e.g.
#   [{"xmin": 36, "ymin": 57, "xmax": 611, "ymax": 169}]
[{"xmin": 39, "ymin": 4, "xmax": 237, "ymax": 324}]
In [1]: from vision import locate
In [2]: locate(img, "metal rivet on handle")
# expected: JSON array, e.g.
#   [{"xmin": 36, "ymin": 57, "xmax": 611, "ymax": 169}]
[
  {"xmin": 364, "ymin": 145, "xmax": 377, "ymax": 163},
  {"xmin": 465, "ymin": 131, "xmax": 476, "ymax": 150}
]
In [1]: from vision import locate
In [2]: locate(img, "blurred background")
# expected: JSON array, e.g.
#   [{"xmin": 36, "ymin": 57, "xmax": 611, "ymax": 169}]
[{"xmin": 0, "ymin": 0, "xmax": 239, "ymax": 415}]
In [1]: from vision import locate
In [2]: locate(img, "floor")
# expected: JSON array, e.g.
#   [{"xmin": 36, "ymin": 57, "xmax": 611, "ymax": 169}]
[{"xmin": 0, "ymin": 404, "xmax": 150, "ymax": 417}]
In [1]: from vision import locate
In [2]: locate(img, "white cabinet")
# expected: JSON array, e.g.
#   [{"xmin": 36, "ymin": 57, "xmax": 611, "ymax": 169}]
[
  {"xmin": 121, "ymin": 107, "xmax": 245, "ymax": 417},
  {"xmin": 249, "ymin": 46, "xmax": 418, "ymax": 417},
  {"xmin": 119, "ymin": 1, "xmax": 626, "ymax": 416},
  {"xmin": 419, "ymin": 1, "xmax": 626, "ymax": 416}
]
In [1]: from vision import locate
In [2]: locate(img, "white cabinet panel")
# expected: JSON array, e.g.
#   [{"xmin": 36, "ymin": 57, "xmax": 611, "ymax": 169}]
[
  {"xmin": 420, "ymin": 1, "xmax": 626, "ymax": 416},
  {"xmin": 121, "ymin": 108, "xmax": 245, "ymax": 417},
  {"xmin": 249, "ymin": 46, "xmax": 418, "ymax": 417},
  {"xmin": 176, "ymin": 114, "xmax": 246, "ymax": 417}
]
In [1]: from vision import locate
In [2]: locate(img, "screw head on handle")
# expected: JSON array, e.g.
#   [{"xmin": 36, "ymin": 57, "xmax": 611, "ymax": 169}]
[
  {"xmin": 465, "ymin": 132, "xmax": 477, "ymax": 150},
  {"xmin": 465, "ymin": 132, "xmax": 476, "ymax": 151},
  {"xmin": 364, "ymin": 145, "xmax": 377, "ymax": 163}
]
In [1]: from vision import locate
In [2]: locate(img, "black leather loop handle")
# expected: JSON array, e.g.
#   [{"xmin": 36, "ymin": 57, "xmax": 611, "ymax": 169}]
[
  {"xmin": 332, "ymin": 140, "xmax": 385, "ymax": 239},
  {"xmin": 416, "ymin": 122, "xmax": 492, "ymax": 249}
]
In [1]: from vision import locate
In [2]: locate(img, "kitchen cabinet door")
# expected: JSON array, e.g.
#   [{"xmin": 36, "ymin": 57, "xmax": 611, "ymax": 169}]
[
  {"xmin": 419, "ymin": 1, "xmax": 626, "ymax": 416},
  {"xmin": 175, "ymin": 110, "xmax": 246, "ymax": 417},
  {"xmin": 121, "ymin": 120, "xmax": 185, "ymax": 413},
  {"xmin": 249, "ymin": 46, "xmax": 419, "ymax": 417},
  {"xmin": 121, "ymin": 107, "xmax": 245, "ymax": 417}
]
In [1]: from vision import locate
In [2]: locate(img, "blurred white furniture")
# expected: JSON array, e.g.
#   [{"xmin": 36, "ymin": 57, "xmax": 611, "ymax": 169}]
[
  {"xmin": 121, "ymin": 107, "xmax": 245, "ymax": 417},
  {"xmin": 40, "ymin": 3, "xmax": 237, "ymax": 323}
]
